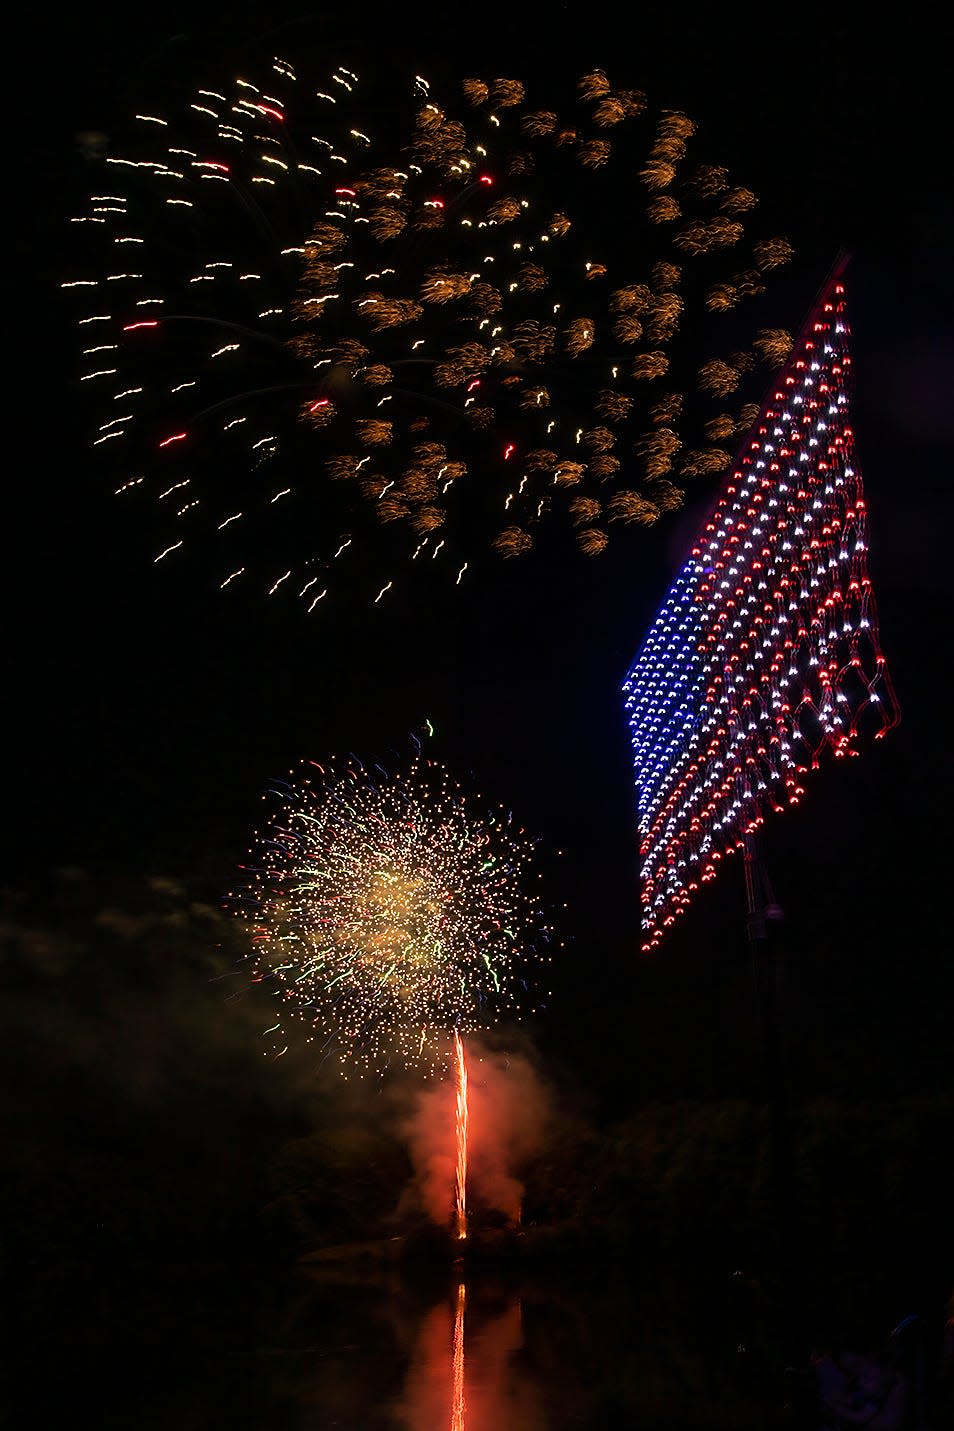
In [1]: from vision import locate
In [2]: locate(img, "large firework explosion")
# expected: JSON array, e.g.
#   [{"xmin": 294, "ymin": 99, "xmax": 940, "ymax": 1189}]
[
  {"xmin": 65, "ymin": 53, "xmax": 793, "ymax": 609},
  {"xmin": 228, "ymin": 751, "xmax": 550, "ymax": 1074}
]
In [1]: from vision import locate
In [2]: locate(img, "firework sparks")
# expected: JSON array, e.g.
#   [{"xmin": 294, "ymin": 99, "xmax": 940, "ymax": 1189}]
[
  {"xmin": 228, "ymin": 752, "xmax": 549, "ymax": 1074},
  {"xmin": 66, "ymin": 54, "xmax": 793, "ymax": 609}
]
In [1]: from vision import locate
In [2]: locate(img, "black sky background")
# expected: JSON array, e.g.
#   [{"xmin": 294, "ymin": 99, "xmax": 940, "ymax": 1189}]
[{"xmin": 8, "ymin": 2, "xmax": 954, "ymax": 1146}]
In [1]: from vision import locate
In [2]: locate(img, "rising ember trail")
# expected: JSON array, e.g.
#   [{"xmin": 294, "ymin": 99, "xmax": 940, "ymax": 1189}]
[{"xmin": 454, "ymin": 1028, "xmax": 469, "ymax": 1240}]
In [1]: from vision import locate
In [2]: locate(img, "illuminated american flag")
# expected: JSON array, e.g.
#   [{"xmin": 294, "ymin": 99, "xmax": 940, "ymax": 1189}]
[{"xmin": 622, "ymin": 272, "xmax": 899, "ymax": 950}]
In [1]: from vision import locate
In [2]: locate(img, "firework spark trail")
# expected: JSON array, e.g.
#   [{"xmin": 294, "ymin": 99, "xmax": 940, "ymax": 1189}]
[
  {"xmin": 453, "ymin": 1028, "xmax": 469, "ymax": 1240},
  {"xmin": 229, "ymin": 753, "xmax": 549, "ymax": 1074},
  {"xmin": 65, "ymin": 53, "xmax": 794, "ymax": 609}
]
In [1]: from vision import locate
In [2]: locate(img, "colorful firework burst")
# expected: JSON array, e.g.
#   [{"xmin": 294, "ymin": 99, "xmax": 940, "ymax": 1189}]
[
  {"xmin": 64, "ymin": 53, "xmax": 793, "ymax": 609},
  {"xmin": 228, "ymin": 752, "xmax": 550, "ymax": 1073}
]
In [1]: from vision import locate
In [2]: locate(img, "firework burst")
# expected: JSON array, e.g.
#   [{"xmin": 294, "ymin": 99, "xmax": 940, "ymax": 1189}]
[
  {"xmin": 65, "ymin": 53, "xmax": 793, "ymax": 609},
  {"xmin": 228, "ymin": 752, "xmax": 549, "ymax": 1074}
]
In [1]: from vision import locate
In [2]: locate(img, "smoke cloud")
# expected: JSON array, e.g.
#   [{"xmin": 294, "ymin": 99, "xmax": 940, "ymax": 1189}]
[{"xmin": 397, "ymin": 1034, "xmax": 552, "ymax": 1229}]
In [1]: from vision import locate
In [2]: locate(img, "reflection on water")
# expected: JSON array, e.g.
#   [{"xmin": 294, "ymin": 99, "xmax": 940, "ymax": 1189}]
[
  {"xmin": 394, "ymin": 1279, "xmax": 545, "ymax": 1431},
  {"xmin": 24, "ymin": 1240, "xmax": 934, "ymax": 1429},
  {"xmin": 265, "ymin": 1255, "xmax": 782, "ymax": 1429}
]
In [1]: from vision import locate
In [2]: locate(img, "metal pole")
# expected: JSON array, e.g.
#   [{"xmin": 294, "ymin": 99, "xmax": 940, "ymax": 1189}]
[{"xmin": 743, "ymin": 831, "xmax": 799, "ymax": 1371}]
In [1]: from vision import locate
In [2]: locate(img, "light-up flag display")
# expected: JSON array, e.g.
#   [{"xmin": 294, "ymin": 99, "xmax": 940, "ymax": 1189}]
[{"xmin": 622, "ymin": 273, "xmax": 899, "ymax": 950}]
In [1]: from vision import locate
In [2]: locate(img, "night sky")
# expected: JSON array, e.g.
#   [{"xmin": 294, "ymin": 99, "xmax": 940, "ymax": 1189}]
[{"xmin": 8, "ymin": 3, "xmax": 954, "ymax": 1146}]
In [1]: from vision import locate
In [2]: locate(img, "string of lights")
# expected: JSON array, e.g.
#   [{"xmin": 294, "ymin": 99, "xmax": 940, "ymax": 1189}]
[{"xmin": 622, "ymin": 272, "xmax": 899, "ymax": 949}]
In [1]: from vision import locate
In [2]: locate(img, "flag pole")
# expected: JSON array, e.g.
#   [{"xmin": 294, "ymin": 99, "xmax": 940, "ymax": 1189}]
[
  {"xmin": 623, "ymin": 246, "xmax": 899, "ymax": 1398},
  {"xmin": 742, "ymin": 825, "xmax": 800, "ymax": 1372},
  {"xmin": 739, "ymin": 248, "xmax": 851, "ymax": 1353}
]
